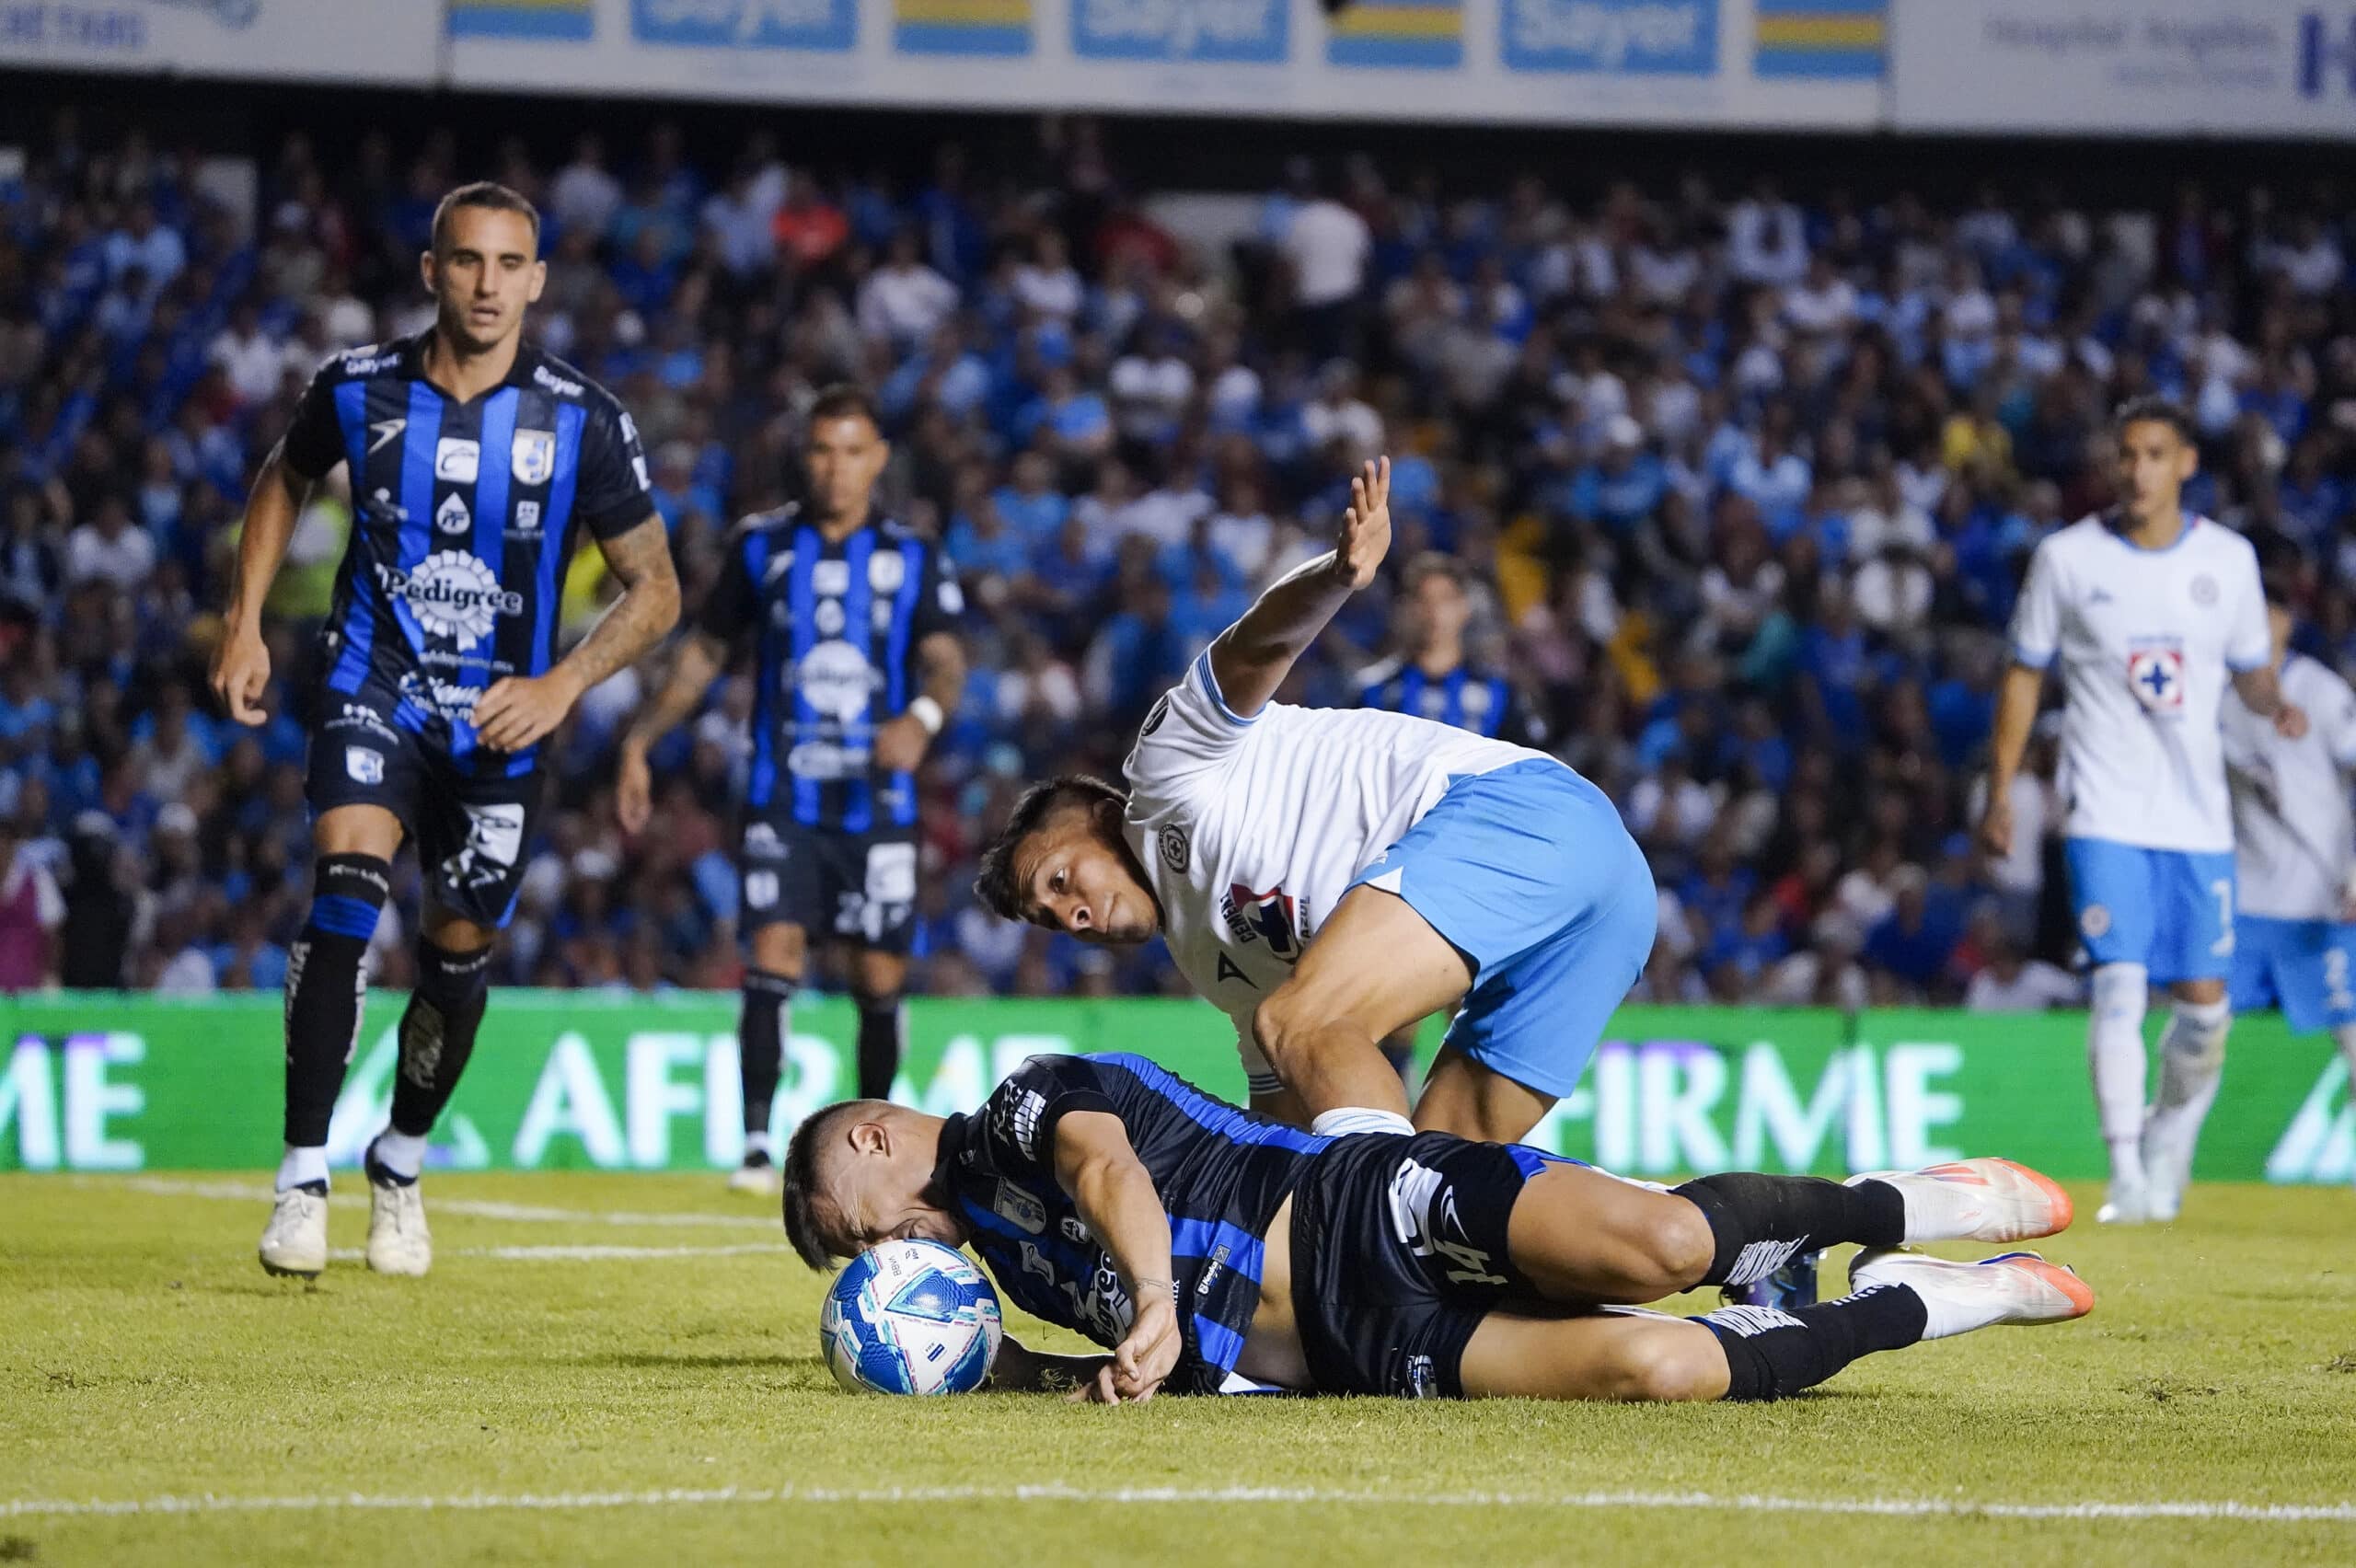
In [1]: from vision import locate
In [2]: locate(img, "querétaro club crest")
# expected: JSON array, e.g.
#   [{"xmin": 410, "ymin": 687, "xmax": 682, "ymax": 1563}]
[{"xmin": 1220, "ymin": 882, "xmax": 1301, "ymax": 961}]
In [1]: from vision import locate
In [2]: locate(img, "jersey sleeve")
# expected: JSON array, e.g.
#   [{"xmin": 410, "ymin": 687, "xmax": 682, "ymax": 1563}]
[
  {"xmin": 696, "ymin": 526, "xmax": 760, "ymax": 645},
  {"xmin": 2223, "ymin": 546, "xmax": 2270, "ymax": 674},
  {"xmin": 575, "ymin": 397, "xmax": 658, "ymax": 542},
  {"xmin": 971, "ymin": 1055, "xmax": 1119, "ymax": 1179},
  {"xmin": 279, "ymin": 361, "xmax": 348, "ymax": 480},
  {"xmin": 1122, "ymin": 651, "xmax": 1257, "ymax": 801},
  {"xmin": 2007, "ymin": 539, "xmax": 2062, "ymax": 670},
  {"xmin": 907, "ymin": 539, "xmax": 965, "ymax": 642}
]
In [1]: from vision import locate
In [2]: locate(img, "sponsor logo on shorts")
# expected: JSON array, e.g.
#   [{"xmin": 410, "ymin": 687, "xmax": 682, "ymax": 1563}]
[
  {"xmin": 444, "ymin": 801, "xmax": 525, "ymax": 892},
  {"xmin": 324, "ymin": 703, "xmax": 399, "ymax": 741},
  {"xmin": 2082, "ymin": 903, "xmax": 2113, "ymax": 939},
  {"xmin": 344, "ymin": 745, "xmax": 385, "ymax": 785},
  {"xmin": 1158, "ymin": 824, "xmax": 1189, "ymax": 874},
  {"xmin": 397, "ymin": 671, "xmax": 483, "ymax": 722}
]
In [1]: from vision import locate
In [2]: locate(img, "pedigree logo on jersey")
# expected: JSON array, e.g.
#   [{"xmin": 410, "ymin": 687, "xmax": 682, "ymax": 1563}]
[
  {"xmin": 375, "ymin": 553, "xmax": 524, "ymax": 651},
  {"xmin": 1220, "ymin": 882, "xmax": 1300, "ymax": 960},
  {"xmin": 2127, "ymin": 642, "xmax": 2188, "ymax": 714}
]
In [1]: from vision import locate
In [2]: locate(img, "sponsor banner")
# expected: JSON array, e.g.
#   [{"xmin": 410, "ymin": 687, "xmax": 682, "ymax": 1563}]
[
  {"xmin": 446, "ymin": 0, "xmax": 1880, "ymax": 127},
  {"xmin": 0, "ymin": 0, "xmax": 438, "ymax": 83},
  {"xmin": 1890, "ymin": 0, "xmax": 2356, "ymax": 138},
  {"xmin": 3, "ymin": 995, "xmax": 2346, "ymax": 1181}
]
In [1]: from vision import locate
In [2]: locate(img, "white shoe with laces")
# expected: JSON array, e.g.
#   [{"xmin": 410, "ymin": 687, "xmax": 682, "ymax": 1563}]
[
  {"xmin": 364, "ymin": 1148, "xmax": 432, "ymax": 1277},
  {"xmin": 1848, "ymin": 1248, "xmax": 2096, "ymax": 1340},
  {"xmin": 259, "ymin": 1186, "xmax": 329, "ymax": 1278},
  {"xmin": 1851, "ymin": 1157, "xmax": 2074, "ymax": 1244}
]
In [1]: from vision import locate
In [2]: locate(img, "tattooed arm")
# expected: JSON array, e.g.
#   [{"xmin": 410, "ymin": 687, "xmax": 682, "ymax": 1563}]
[{"xmin": 473, "ymin": 514, "xmax": 682, "ymax": 754}]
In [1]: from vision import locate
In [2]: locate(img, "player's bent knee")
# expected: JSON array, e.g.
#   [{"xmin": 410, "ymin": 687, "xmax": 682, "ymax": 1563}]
[
  {"xmin": 1614, "ymin": 1326, "xmax": 1727, "ymax": 1403},
  {"xmin": 1649, "ymin": 1196, "xmax": 1717, "ymax": 1290}
]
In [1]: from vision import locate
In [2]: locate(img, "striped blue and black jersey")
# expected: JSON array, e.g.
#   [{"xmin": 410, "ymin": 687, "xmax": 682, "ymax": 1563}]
[
  {"xmin": 280, "ymin": 333, "xmax": 654, "ymax": 774},
  {"xmin": 1355, "ymin": 657, "xmax": 1543, "ymax": 747},
  {"xmin": 699, "ymin": 507, "xmax": 962, "ymax": 832},
  {"xmin": 938, "ymin": 1053, "xmax": 1329, "ymax": 1395}
]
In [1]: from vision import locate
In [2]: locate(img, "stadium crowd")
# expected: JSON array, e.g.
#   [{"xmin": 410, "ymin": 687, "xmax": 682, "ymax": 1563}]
[{"xmin": 1, "ymin": 109, "xmax": 2352, "ymax": 1013}]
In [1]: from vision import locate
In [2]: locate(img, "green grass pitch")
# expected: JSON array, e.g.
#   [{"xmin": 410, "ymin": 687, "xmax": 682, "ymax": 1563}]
[{"xmin": 4, "ymin": 1173, "xmax": 2352, "ymax": 1566}]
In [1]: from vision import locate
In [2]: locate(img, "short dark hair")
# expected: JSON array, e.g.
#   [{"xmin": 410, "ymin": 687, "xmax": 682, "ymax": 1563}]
[
  {"xmin": 974, "ymin": 775, "xmax": 1128, "ymax": 922},
  {"xmin": 1403, "ymin": 551, "xmax": 1469, "ymax": 594},
  {"xmin": 431, "ymin": 181, "xmax": 541, "ymax": 257},
  {"xmin": 807, "ymin": 382, "xmax": 884, "ymax": 435},
  {"xmin": 780, "ymin": 1100, "xmax": 868, "ymax": 1271},
  {"xmin": 2113, "ymin": 395, "xmax": 2197, "ymax": 446}
]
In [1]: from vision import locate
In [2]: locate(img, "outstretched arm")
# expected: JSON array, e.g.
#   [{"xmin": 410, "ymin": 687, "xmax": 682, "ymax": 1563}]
[
  {"xmin": 209, "ymin": 446, "xmax": 313, "ymax": 726},
  {"xmin": 615, "ymin": 627, "xmax": 727, "ymax": 834},
  {"xmin": 1051, "ymin": 1110, "xmax": 1180, "ymax": 1404},
  {"xmin": 2231, "ymin": 664, "xmax": 2307, "ymax": 740},
  {"xmin": 474, "ymin": 514, "xmax": 681, "ymax": 754},
  {"xmin": 1205, "ymin": 457, "xmax": 1390, "ymax": 720},
  {"xmin": 1976, "ymin": 663, "xmax": 2045, "ymax": 859}
]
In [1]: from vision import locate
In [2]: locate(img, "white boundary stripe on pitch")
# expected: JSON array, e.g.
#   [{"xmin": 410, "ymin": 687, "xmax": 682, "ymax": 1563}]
[
  {"xmin": 5, "ymin": 1485, "xmax": 2352, "ymax": 1524},
  {"xmin": 98, "ymin": 1177, "xmax": 777, "ymax": 1230},
  {"xmin": 322, "ymin": 1244, "xmax": 789, "ymax": 1262}
]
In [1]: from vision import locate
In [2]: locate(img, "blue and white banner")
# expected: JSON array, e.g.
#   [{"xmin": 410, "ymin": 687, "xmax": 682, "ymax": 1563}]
[
  {"xmin": 444, "ymin": 0, "xmax": 1884, "ymax": 125},
  {"xmin": 1890, "ymin": 0, "xmax": 2356, "ymax": 139},
  {"xmin": 1502, "ymin": 0, "xmax": 1721, "ymax": 75},
  {"xmin": 1070, "ymin": 0, "xmax": 1288, "ymax": 62},
  {"xmin": 0, "ymin": 0, "xmax": 437, "ymax": 82}
]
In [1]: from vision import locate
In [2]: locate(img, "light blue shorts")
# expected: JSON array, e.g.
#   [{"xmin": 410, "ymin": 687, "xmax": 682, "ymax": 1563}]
[
  {"xmin": 2230, "ymin": 915, "xmax": 2356, "ymax": 1034},
  {"xmin": 2064, "ymin": 836, "xmax": 2236, "ymax": 984},
  {"xmin": 1347, "ymin": 758, "xmax": 1656, "ymax": 1098}
]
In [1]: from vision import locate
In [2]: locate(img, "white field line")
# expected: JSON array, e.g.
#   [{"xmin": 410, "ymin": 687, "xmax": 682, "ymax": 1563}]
[
  {"xmin": 4, "ymin": 1484, "xmax": 2351, "ymax": 1524},
  {"xmin": 93, "ymin": 1176, "xmax": 777, "ymax": 1230},
  {"xmin": 322, "ymin": 1244, "xmax": 788, "ymax": 1262}
]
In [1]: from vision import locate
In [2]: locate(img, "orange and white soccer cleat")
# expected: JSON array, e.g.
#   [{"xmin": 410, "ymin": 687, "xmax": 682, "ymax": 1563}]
[{"xmin": 1853, "ymin": 1157, "xmax": 2074, "ymax": 1245}]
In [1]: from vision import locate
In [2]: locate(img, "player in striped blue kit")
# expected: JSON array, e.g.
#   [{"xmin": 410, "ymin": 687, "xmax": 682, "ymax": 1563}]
[
  {"xmin": 214, "ymin": 183, "xmax": 679, "ymax": 1278},
  {"xmin": 1353, "ymin": 552, "xmax": 1546, "ymax": 1082},
  {"xmin": 782, "ymin": 1054, "xmax": 2088, "ymax": 1402},
  {"xmin": 1979, "ymin": 398, "xmax": 2304, "ymax": 1225},
  {"xmin": 618, "ymin": 386, "xmax": 965, "ymax": 1193},
  {"xmin": 2217, "ymin": 570, "xmax": 2356, "ymax": 1199}
]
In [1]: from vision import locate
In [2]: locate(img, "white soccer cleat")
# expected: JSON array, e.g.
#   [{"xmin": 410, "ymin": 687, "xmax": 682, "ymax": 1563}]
[
  {"xmin": 1848, "ymin": 1248, "xmax": 2096, "ymax": 1341},
  {"xmin": 2138, "ymin": 1120, "xmax": 2193, "ymax": 1223},
  {"xmin": 2096, "ymin": 1179, "xmax": 2153, "ymax": 1226},
  {"xmin": 1854, "ymin": 1157, "xmax": 2073, "ymax": 1245},
  {"xmin": 259, "ymin": 1186, "xmax": 329, "ymax": 1278},
  {"xmin": 365, "ymin": 1173, "xmax": 433, "ymax": 1277},
  {"xmin": 728, "ymin": 1156, "xmax": 781, "ymax": 1196}
]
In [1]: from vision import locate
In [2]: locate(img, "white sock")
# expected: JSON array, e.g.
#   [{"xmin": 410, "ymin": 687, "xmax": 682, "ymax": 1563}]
[
  {"xmin": 277, "ymin": 1144, "xmax": 329, "ymax": 1193},
  {"xmin": 744, "ymin": 1130, "xmax": 775, "ymax": 1161},
  {"xmin": 1310, "ymin": 1107, "xmax": 1415, "ymax": 1137},
  {"xmin": 373, "ymin": 1129, "xmax": 428, "ymax": 1181},
  {"xmin": 2145, "ymin": 998, "xmax": 2230, "ymax": 1182},
  {"xmin": 2086, "ymin": 963, "xmax": 2150, "ymax": 1187}
]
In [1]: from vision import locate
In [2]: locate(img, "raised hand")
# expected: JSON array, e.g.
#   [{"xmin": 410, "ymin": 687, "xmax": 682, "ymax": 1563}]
[{"xmin": 1331, "ymin": 456, "xmax": 1392, "ymax": 592}]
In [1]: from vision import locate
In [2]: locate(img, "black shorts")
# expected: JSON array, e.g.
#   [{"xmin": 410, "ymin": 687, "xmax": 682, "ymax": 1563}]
[
  {"xmin": 305, "ymin": 687, "xmax": 542, "ymax": 930},
  {"xmin": 1287, "ymin": 1132, "xmax": 1566, "ymax": 1398},
  {"xmin": 739, "ymin": 809, "xmax": 918, "ymax": 953}
]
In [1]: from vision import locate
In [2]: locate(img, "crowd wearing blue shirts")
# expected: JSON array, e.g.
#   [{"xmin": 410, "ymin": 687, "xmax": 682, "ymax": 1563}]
[{"xmin": 1, "ymin": 107, "xmax": 2351, "ymax": 1011}]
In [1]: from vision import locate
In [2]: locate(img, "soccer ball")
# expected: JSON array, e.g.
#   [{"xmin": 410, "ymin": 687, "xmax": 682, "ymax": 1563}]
[{"xmin": 820, "ymin": 1239, "xmax": 1003, "ymax": 1395}]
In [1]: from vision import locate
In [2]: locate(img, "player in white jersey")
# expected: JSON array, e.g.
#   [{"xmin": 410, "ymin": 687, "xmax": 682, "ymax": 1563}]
[
  {"xmin": 1980, "ymin": 398, "xmax": 2305, "ymax": 1226},
  {"xmin": 2220, "ymin": 572, "xmax": 2356, "ymax": 1197},
  {"xmin": 974, "ymin": 460, "xmax": 1656, "ymax": 1144}
]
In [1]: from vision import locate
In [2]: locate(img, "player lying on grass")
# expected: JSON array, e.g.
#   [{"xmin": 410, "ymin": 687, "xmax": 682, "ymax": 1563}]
[{"xmin": 781, "ymin": 1054, "xmax": 2091, "ymax": 1403}]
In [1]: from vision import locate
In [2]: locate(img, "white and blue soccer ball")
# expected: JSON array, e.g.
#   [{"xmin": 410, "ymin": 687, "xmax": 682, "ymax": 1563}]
[{"xmin": 820, "ymin": 1239, "xmax": 1003, "ymax": 1396}]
